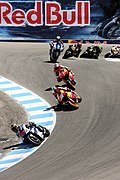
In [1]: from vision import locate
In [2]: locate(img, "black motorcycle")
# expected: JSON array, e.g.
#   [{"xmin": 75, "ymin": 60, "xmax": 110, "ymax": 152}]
[
  {"xmin": 49, "ymin": 42, "xmax": 64, "ymax": 63},
  {"xmin": 80, "ymin": 46, "xmax": 102, "ymax": 59},
  {"xmin": 62, "ymin": 44, "xmax": 82, "ymax": 59}
]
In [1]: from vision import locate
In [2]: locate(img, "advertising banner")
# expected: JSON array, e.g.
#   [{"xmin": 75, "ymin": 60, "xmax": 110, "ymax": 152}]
[{"xmin": 0, "ymin": 0, "xmax": 119, "ymax": 42}]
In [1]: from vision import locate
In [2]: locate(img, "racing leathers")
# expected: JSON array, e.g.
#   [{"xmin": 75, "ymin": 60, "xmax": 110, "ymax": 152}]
[
  {"xmin": 49, "ymin": 39, "xmax": 64, "ymax": 55},
  {"xmin": 52, "ymin": 86, "xmax": 73, "ymax": 105},
  {"xmin": 55, "ymin": 66, "xmax": 75, "ymax": 84}
]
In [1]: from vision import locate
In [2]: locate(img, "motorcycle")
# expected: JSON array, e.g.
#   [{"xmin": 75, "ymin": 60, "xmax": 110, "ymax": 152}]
[
  {"xmin": 49, "ymin": 42, "xmax": 64, "ymax": 63},
  {"xmin": 45, "ymin": 85, "xmax": 82, "ymax": 108},
  {"xmin": 102, "ymin": 16, "xmax": 120, "ymax": 39},
  {"xmin": 105, "ymin": 51, "xmax": 120, "ymax": 58},
  {"xmin": 80, "ymin": 46, "xmax": 102, "ymax": 59},
  {"xmin": 92, "ymin": 15, "xmax": 120, "ymax": 39},
  {"xmin": 62, "ymin": 44, "xmax": 82, "ymax": 59},
  {"xmin": 11, "ymin": 123, "xmax": 50, "ymax": 146}
]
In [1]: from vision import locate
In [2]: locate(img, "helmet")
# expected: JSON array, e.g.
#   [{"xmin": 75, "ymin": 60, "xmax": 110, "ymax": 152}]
[
  {"xmin": 111, "ymin": 46, "xmax": 116, "ymax": 52},
  {"xmin": 56, "ymin": 36, "xmax": 61, "ymax": 41},
  {"xmin": 54, "ymin": 63, "xmax": 60, "ymax": 69},
  {"xmin": 98, "ymin": 45, "xmax": 103, "ymax": 50},
  {"xmin": 54, "ymin": 63, "xmax": 61, "ymax": 73},
  {"xmin": 71, "ymin": 45, "xmax": 76, "ymax": 51},
  {"xmin": 11, "ymin": 124, "xmax": 18, "ymax": 133}
]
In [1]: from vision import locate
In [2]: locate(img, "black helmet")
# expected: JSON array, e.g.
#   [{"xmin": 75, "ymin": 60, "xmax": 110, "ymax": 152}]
[{"xmin": 11, "ymin": 124, "xmax": 18, "ymax": 133}]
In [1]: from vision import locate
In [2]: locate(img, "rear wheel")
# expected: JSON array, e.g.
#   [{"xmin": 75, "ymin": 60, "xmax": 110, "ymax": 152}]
[{"xmin": 27, "ymin": 133, "xmax": 43, "ymax": 146}]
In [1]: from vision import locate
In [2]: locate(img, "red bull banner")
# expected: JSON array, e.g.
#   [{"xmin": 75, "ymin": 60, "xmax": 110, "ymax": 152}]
[
  {"xmin": 0, "ymin": 1, "xmax": 90, "ymax": 26},
  {"xmin": 0, "ymin": 0, "xmax": 119, "ymax": 42}
]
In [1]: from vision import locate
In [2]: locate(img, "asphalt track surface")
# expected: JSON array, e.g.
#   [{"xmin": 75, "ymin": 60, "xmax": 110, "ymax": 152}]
[{"xmin": 0, "ymin": 43, "xmax": 120, "ymax": 180}]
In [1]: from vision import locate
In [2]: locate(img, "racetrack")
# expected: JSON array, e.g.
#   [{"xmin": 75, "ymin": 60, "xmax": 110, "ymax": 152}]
[{"xmin": 0, "ymin": 42, "xmax": 120, "ymax": 180}]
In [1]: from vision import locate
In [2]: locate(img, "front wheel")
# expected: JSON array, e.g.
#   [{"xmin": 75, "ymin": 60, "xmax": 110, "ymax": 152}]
[
  {"xmin": 50, "ymin": 50, "xmax": 60, "ymax": 63},
  {"xmin": 104, "ymin": 52, "xmax": 111, "ymax": 58},
  {"xmin": 62, "ymin": 50, "xmax": 72, "ymax": 59},
  {"xmin": 80, "ymin": 52, "xmax": 88, "ymax": 58},
  {"xmin": 66, "ymin": 80, "xmax": 76, "ymax": 91}
]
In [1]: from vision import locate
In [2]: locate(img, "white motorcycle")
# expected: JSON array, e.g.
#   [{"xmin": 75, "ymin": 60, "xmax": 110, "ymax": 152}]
[{"xmin": 11, "ymin": 123, "xmax": 50, "ymax": 146}]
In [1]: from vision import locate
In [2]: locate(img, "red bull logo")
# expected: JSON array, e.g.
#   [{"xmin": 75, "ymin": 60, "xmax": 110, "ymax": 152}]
[{"xmin": 0, "ymin": 1, "xmax": 90, "ymax": 26}]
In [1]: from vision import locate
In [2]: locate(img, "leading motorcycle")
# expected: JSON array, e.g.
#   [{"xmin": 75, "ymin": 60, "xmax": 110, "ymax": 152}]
[{"xmin": 49, "ymin": 42, "xmax": 64, "ymax": 63}]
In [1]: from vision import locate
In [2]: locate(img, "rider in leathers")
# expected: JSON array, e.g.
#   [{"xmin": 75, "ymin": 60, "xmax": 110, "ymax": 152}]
[
  {"xmin": 53, "ymin": 63, "xmax": 75, "ymax": 84},
  {"xmin": 52, "ymin": 86, "xmax": 73, "ymax": 105},
  {"xmin": 11, "ymin": 122, "xmax": 50, "ymax": 143},
  {"xmin": 111, "ymin": 46, "xmax": 120, "ymax": 56}
]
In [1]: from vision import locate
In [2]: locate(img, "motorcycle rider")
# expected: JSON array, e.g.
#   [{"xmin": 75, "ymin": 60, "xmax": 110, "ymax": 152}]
[
  {"xmin": 111, "ymin": 46, "xmax": 120, "ymax": 56},
  {"xmin": 86, "ymin": 44, "xmax": 102, "ymax": 58},
  {"xmin": 53, "ymin": 63, "xmax": 75, "ymax": 85},
  {"xmin": 70, "ymin": 42, "xmax": 82, "ymax": 58},
  {"xmin": 52, "ymin": 85, "xmax": 72, "ymax": 105},
  {"xmin": 93, "ymin": 45, "xmax": 103, "ymax": 58},
  {"xmin": 49, "ymin": 35, "xmax": 64, "ymax": 55},
  {"xmin": 11, "ymin": 122, "xmax": 50, "ymax": 142}
]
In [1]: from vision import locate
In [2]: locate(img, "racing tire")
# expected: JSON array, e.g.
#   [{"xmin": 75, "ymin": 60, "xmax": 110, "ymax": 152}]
[
  {"xmin": 104, "ymin": 52, "xmax": 111, "ymax": 58},
  {"xmin": 62, "ymin": 50, "xmax": 72, "ymax": 59},
  {"xmin": 27, "ymin": 133, "xmax": 43, "ymax": 146}
]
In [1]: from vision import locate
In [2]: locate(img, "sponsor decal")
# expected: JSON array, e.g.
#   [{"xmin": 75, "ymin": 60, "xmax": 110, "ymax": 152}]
[{"xmin": 0, "ymin": 1, "xmax": 90, "ymax": 26}]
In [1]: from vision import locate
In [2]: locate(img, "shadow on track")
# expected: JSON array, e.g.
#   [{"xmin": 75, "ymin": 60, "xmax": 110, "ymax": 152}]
[
  {"xmin": 44, "ymin": 104, "xmax": 79, "ymax": 112},
  {"xmin": 3, "ymin": 142, "xmax": 35, "ymax": 150}
]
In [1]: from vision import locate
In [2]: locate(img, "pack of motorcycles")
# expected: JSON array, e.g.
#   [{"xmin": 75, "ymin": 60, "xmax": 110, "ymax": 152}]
[
  {"xmin": 49, "ymin": 42, "xmax": 120, "ymax": 63},
  {"xmin": 11, "ymin": 43, "xmax": 119, "ymax": 147}
]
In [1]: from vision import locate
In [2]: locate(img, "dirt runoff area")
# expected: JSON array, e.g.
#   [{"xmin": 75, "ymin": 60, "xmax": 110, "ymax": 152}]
[{"xmin": 0, "ymin": 91, "xmax": 28, "ymax": 159}]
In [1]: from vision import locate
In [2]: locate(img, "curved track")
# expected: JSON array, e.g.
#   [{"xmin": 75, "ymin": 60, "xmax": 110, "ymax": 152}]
[{"xmin": 0, "ymin": 43, "xmax": 120, "ymax": 180}]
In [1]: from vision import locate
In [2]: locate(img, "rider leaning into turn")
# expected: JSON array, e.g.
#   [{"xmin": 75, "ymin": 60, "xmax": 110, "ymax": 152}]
[
  {"xmin": 52, "ymin": 86, "xmax": 72, "ymax": 105},
  {"xmin": 53, "ymin": 63, "xmax": 75, "ymax": 83},
  {"xmin": 111, "ymin": 46, "xmax": 120, "ymax": 55},
  {"xmin": 11, "ymin": 122, "xmax": 47, "ymax": 139},
  {"xmin": 70, "ymin": 42, "xmax": 82, "ymax": 57}
]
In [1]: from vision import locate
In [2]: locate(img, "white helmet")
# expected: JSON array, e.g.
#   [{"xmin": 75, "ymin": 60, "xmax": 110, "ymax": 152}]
[
  {"xmin": 56, "ymin": 36, "xmax": 61, "ymax": 41},
  {"xmin": 54, "ymin": 63, "xmax": 60, "ymax": 68}
]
